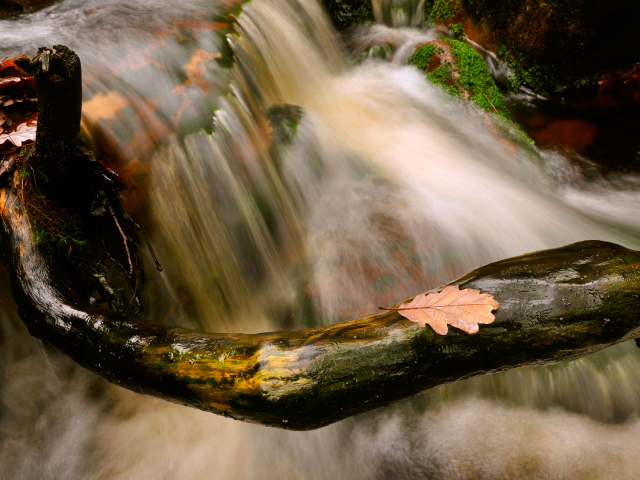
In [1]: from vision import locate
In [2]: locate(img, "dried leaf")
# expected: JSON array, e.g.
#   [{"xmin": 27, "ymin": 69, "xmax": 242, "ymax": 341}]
[
  {"xmin": 0, "ymin": 122, "xmax": 36, "ymax": 147},
  {"xmin": 381, "ymin": 285, "xmax": 499, "ymax": 335},
  {"xmin": 0, "ymin": 77, "xmax": 23, "ymax": 87}
]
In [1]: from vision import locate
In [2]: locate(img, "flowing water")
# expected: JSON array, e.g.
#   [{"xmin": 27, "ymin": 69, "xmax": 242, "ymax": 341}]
[{"xmin": 2, "ymin": 0, "xmax": 640, "ymax": 478}]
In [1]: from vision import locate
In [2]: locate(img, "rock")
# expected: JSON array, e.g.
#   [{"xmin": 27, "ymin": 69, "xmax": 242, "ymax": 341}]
[
  {"xmin": 599, "ymin": 64, "xmax": 640, "ymax": 101},
  {"xmin": 425, "ymin": 0, "xmax": 640, "ymax": 94},
  {"xmin": 320, "ymin": 0, "xmax": 373, "ymax": 31},
  {"xmin": 408, "ymin": 38, "xmax": 514, "ymax": 122},
  {"xmin": 0, "ymin": 0, "xmax": 54, "ymax": 18}
]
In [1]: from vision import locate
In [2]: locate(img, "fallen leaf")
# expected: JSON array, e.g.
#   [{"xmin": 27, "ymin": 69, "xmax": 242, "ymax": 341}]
[
  {"xmin": 0, "ymin": 122, "xmax": 37, "ymax": 147},
  {"xmin": 172, "ymin": 48, "xmax": 221, "ymax": 95},
  {"xmin": 381, "ymin": 285, "xmax": 499, "ymax": 335},
  {"xmin": 0, "ymin": 77, "xmax": 23, "ymax": 87},
  {"xmin": 83, "ymin": 91, "xmax": 130, "ymax": 122},
  {"xmin": 0, "ymin": 56, "xmax": 30, "ymax": 78}
]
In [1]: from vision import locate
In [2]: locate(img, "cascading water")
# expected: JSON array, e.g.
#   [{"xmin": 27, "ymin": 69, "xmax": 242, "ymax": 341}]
[{"xmin": 1, "ymin": 0, "xmax": 640, "ymax": 478}]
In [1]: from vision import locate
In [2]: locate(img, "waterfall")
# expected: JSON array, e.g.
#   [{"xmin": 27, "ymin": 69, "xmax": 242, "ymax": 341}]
[{"xmin": 1, "ymin": 0, "xmax": 640, "ymax": 478}]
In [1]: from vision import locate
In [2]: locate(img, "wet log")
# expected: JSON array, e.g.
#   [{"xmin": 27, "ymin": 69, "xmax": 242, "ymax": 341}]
[
  {"xmin": 3, "ymin": 45, "xmax": 640, "ymax": 431},
  {"xmin": 1, "ymin": 185, "xmax": 639, "ymax": 430}
]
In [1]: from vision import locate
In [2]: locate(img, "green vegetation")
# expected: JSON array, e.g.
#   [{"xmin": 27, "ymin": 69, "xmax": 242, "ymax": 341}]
[
  {"xmin": 13, "ymin": 146, "xmax": 136, "ymax": 311},
  {"xmin": 496, "ymin": 44, "xmax": 604, "ymax": 94},
  {"xmin": 451, "ymin": 0, "xmax": 640, "ymax": 94},
  {"xmin": 427, "ymin": 63, "xmax": 463, "ymax": 98},
  {"xmin": 408, "ymin": 40, "xmax": 533, "ymax": 144},
  {"xmin": 448, "ymin": 22, "xmax": 465, "ymax": 39},
  {"xmin": 406, "ymin": 44, "xmax": 436, "ymax": 71},
  {"xmin": 447, "ymin": 39, "xmax": 513, "ymax": 121},
  {"xmin": 429, "ymin": 0, "xmax": 455, "ymax": 21},
  {"xmin": 408, "ymin": 40, "xmax": 513, "ymax": 122}
]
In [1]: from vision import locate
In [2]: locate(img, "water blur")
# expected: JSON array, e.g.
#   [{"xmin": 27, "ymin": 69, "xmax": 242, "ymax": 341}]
[{"xmin": 2, "ymin": 0, "xmax": 640, "ymax": 478}]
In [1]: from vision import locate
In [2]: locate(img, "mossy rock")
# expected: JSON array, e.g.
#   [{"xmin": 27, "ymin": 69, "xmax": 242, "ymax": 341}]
[
  {"xmin": 425, "ymin": 0, "xmax": 640, "ymax": 94},
  {"xmin": 408, "ymin": 39, "xmax": 514, "ymax": 122}
]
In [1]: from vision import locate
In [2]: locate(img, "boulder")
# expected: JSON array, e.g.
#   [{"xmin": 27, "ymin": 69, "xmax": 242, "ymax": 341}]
[{"xmin": 425, "ymin": 0, "xmax": 640, "ymax": 94}]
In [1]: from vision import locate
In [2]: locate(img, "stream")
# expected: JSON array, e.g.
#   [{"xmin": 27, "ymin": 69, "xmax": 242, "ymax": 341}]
[{"xmin": 1, "ymin": 0, "xmax": 640, "ymax": 478}]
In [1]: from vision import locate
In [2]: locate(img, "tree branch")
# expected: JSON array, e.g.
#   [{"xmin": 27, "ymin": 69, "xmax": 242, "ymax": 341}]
[{"xmin": 1, "ymin": 182, "xmax": 639, "ymax": 430}]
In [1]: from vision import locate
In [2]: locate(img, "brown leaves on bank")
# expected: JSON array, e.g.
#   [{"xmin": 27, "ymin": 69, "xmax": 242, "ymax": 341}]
[
  {"xmin": 381, "ymin": 285, "xmax": 499, "ymax": 335},
  {"xmin": 0, "ymin": 57, "xmax": 38, "ymax": 158}
]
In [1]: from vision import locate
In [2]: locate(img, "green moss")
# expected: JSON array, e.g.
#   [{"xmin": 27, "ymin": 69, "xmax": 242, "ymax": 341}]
[
  {"xmin": 427, "ymin": 64, "xmax": 463, "ymax": 98},
  {"xmin": 496, "ymin": 44, "xmax": 604, "ymax": 94},
  {"xmin": 429, "ymin": 0, "xmax": 455, "ymax": 21},
  {"xmin": 407, "ymin": 40, "xmax": 534, "ymax": 144},
  {"xmin": 409, "ymin": 40, "xmax": 513, "ymax": 121},
  {"xmin": 497, "ymin": 44, "xmax": 556, "ymax": 93},
  {"xmin": 448, "ymin": 23, "xmax": 465, "ymax": 39},
  {"xmin": 446, "ymin": 39, "xmax": 513, "ymax": 121},
  {"xmin": 18, "ymin": 172, "xmax": 87, "ymax": 250},
  {"xmin": 407, "ymin": 44, "xmax": 436, "ymax": 71}
]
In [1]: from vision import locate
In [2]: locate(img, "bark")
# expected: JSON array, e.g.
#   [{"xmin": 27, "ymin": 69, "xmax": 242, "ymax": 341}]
[{"xmin": 1, "ymin": 185, "xmax": 639, "ymax": 430}]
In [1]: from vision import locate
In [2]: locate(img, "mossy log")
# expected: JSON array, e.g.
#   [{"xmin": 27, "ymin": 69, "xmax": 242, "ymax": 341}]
[{"xmin": 1, "ymin": 183, "xmax": 639, "ymax": 430}]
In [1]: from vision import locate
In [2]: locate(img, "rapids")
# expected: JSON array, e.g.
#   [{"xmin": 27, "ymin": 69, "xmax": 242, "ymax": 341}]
[{"xmin": 1, "ymin": 0, "xmax": 640, "ymax": 478}]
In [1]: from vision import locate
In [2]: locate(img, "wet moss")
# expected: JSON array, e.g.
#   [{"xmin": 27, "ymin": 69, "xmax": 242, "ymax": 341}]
[
  {"xmin": 407, "ymin": 44, "xmax": 437, "ymax": 71},
  {"xmin": 14, "ymin": 148, "xmax": 88, "ymax": 253},
  {"xmin": 408, "ymin": 40, "xmax": 513, "ymax": 122},
  {"xmin": 447, "ymin": 39, "xmax": 513, "ymax": 121},
  {"xmin": 429, "ymin": 0, "xmax": 455, "ymax": 21},
  {"xmin": 408, "ymin": 40, "xmax": 534, "ymax": 144},
  {"xmin": 428, "ymin": 63, "xmax": 463, "ymax": 98},
  {"xmin": 448, "ymin": 22, "xmax": 465, "ymax": 39}
]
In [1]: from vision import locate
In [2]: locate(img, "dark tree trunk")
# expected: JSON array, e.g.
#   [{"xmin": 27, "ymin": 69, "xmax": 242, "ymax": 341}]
[{"xmin": 15, "ymin": 45, "xmax": 82, "ymax": 207}]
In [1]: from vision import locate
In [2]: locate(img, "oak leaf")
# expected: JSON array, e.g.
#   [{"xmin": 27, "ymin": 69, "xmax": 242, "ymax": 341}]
[
  {"xmin": 0, "ymin": 122, "xmax": 36, "ymax": 147},
  {"xmin": 381, "ymin": 285, "xmax": 499, "ymax": 335}
]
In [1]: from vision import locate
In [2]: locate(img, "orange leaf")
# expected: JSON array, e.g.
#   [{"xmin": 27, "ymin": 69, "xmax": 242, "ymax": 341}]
[{"xmin": 381, "ymin": 285, "xmax": 499, "ymax": 335}]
